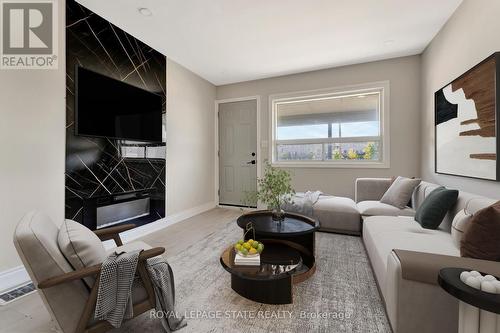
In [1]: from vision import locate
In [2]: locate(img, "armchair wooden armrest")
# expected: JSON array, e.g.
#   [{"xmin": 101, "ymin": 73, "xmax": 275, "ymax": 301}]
[
  {"xmin": 38, "ymin": 247, "xmax": 165, "ymax": 289},
  {"xmin": 93, "ymin": 224, "xmax": 136, "ymax": 246}
]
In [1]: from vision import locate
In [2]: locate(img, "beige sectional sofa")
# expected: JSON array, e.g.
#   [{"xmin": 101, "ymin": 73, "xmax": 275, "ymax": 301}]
[
  {"xmin": 355, "ymin": 178, "xmax": 500, "ymax": 333},
  {"xmin": 312, "ymin": 178, "xmax": 417, "ymax": 234}
]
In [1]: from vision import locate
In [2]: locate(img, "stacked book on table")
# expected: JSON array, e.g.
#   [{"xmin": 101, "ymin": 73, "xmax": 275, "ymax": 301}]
[{"xmin": 234, "ymin": 253, "xmax": 260, "ymax": 266}]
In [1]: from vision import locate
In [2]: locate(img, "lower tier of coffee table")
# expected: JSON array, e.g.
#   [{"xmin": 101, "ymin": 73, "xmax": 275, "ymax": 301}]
[
  {"xmin": 231, "ymin": 273, "xmax": 293, "ymax": 304},
  {"xmin": 222, "ymin": 239, "xmax": 315, "ymax": 304}
]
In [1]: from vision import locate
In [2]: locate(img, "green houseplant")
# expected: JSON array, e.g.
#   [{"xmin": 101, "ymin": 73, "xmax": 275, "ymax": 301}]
[{"xmin": 247, "ymin": 163, "xmax": 295, "ymax": 221}]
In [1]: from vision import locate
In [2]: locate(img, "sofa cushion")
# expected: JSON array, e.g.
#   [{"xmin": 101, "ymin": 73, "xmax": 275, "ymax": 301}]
[
  {"xmin": 451, "ymin": 210, "xmax": 472, "ymax": 249},
  {"xmin": 380, "ymin": 176, "xmax": 421, "ymax": 209},
  {"xmin": 415, "ymin": 187, "xmax": 459, "ymax": 229},
  {"xmin": 58, "ymin": 219, "xmax": 106, "ymax": 286},
  {"xmin": 461, "ymin": 201, "xmax": 500, "ymax": 261},
  {"xmin": 451, "ymin": 200, "xmax": 496, "ymax": 250},
  {"xmin": 357, "ymin": 200, "xmax": 415, "ymax": 217},
  {"xmin": 355, "ymin": 178, "xmax": 392, "ymax": 203},
  {"xmin": 313, "ymin": 196, "xmax": 361, "ymax": 233},
  {"xmin": 362, "ymin": 216, "xmax": 459, "ymax": 299},
  {"xmin": 412, "ymin": 182, "xmax": 496, "ymax": 232}
]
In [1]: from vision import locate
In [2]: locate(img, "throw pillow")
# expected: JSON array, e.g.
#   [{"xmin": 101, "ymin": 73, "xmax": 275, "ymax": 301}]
[
  {"xmin": 415, "ymin": 187, "xmax": 458, "ymax": 229},
  {"xmin": 461, "ymin": 201, "xmax": 500, "ymax": 261},
  {"xmin": 380, "ymin": 176, "xmax": 421, "ymax": 209},
  {"xmin": 58, "ymin": 219, "xmax": 106, "ymax": 286}
]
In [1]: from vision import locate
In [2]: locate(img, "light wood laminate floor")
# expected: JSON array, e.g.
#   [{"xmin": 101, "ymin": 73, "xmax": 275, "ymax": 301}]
[{"xmin": 0, "ymin": 207, "xmax": 243, "ymax": 333}]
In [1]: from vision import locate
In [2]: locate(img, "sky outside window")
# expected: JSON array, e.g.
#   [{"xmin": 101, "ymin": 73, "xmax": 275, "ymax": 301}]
[
  {"xmin": 277, "ymin": 121, "xmax": 379, "ymax": 140},
  {"xmin": 277, "ymin": 124, "xmax": 332, "ymax": 140},
  {"xmin": 341, "ymin": 121, "xmax": 379, "ymax": 137}
]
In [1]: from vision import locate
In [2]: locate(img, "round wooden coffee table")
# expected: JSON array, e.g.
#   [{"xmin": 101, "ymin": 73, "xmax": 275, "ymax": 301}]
[{"xmin": 220, "ymin": 210, "xmax": 318, "ymax": 304}]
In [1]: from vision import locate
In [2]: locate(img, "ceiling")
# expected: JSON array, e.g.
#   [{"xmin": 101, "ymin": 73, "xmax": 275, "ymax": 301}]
[{"xmin": 77, "ymin": 0, "xmax": 463, "ymax": 85}]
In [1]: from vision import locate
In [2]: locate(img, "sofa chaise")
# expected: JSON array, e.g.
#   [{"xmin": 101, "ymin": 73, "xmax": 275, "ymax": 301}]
[{"xmin": 311, "ymin": 178, "xmax": 418, "ymax": 234}]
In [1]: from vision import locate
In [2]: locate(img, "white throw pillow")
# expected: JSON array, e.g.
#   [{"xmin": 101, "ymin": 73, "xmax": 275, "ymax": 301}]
[
  {"xmin": 451, "ymin": 209, "xmax": 472, "ymax": 249},
  {"xmin": 380, "ymin": 176, "xmax": 421, "ymax": 209},
  {"xmin": 58, "ymin": 219, "xmax": 106, "ymax": 286}
]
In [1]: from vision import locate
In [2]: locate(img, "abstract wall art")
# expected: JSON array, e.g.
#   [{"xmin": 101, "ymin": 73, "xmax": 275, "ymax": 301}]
[{"xmin": 435, "ymin": 53, "xmax": 500, "ymax": 181}]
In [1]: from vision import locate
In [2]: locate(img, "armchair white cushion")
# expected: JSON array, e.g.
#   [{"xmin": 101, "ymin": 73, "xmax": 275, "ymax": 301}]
[{"xmin": 58, "ymin": 219, "xmax": 106, "ymax": 286}]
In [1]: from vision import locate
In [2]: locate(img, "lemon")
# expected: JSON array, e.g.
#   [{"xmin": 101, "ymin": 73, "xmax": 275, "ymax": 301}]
[
  {"xmin": 248, "ymin": 239, "xmax": 254, "ymax": 245},
  {"xmin": 243, "ymin": 242, "xmax": 251, "ymax": 250},
  {"xmin": 249, "ymin": 248, "xmax": 257, "ymax": 255}
]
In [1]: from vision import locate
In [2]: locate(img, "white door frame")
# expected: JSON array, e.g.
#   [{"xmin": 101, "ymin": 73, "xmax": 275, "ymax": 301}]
[{"xmin": 215, "ymin": 96, "xmax": 261, "ymax": 207}]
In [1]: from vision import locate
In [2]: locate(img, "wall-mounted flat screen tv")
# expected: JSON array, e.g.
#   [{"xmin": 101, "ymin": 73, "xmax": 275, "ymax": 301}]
[{"xmin": 76, "ymin": 66, "xmax": 163, "ymax": 142}]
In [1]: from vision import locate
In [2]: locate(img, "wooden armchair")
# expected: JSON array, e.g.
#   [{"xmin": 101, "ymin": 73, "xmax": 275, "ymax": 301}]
[
  {"xmin": 14, "ymin": 212, "xmax": 164, "ymax": 333},
  {"xmin": 92, "ymin": 223, "xmax": 135, "ymax": 246}
]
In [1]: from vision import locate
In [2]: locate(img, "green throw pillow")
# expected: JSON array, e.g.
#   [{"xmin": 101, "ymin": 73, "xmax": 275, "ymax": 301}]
[{"xmin": 415, "ymin": 187, "xmax": 459, "ymax": 229}]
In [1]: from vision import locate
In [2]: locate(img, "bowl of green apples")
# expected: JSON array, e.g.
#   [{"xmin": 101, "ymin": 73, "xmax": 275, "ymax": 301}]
[{"xmin": 234, "ymin": 239, "xmax": 264, "ymax": 257}]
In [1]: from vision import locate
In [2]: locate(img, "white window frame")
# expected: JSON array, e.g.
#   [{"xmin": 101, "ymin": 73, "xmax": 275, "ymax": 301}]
[{"xmin": 269, "ymin": 81, "xmax": 390, "ymax": 168}]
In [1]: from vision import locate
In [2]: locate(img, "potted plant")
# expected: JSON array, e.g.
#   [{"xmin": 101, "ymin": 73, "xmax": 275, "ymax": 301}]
[{"xmin": 247, "ymin": 163, "xmax": 295, "ymax": 221}]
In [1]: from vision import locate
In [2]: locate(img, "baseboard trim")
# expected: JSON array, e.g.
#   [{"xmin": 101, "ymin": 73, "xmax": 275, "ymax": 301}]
[
  {"xmin": 1, "ymin": 201, "xmax": 217, "ymax": 294},
  {"xmin": 217, "ymin": 204, "xmax": 255, "ymax": 212},
  {"xmin": 120, "ymin": 201, "xmax": 217, "ymax": 243},
  {"xmin": 0, "ymin": 266, "xmax": 31, "ymax": 295}
]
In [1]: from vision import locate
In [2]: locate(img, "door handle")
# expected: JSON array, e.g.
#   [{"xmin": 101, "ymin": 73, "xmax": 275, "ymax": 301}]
[{"xmin": 247, "ymin": 160, "xmax": 256, "ymax": 165}]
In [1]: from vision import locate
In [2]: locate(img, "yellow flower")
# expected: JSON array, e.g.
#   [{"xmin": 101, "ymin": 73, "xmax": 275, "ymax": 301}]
[{"xmin": 347, "ymin": 149, "xmax": 358, "ymax": 159}]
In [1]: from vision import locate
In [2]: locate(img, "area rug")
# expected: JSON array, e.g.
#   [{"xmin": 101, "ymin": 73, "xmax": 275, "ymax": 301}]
[{"xmin": 113, "ymin": 221, "xmax": 391, "ymax": 333}]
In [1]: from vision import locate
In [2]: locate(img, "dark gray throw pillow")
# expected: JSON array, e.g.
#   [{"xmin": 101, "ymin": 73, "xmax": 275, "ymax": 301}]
[{"xmin": 415, "ymin": 187, "xmax": 459, "ymax": 229}]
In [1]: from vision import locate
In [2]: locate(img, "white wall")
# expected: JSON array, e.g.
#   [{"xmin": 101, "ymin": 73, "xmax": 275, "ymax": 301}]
[
  {"xmin": 0, "ymin": 15, "xmax": 216, "ymax": 285},
  {"xmin": 421, "ymin": 0, "xmax": 500, "ymax": 199},
  {"xmin": 216, "ymin": 56, "xmax": 422, "ymax": 198},
  {"xmin": 166, "ymin": 59, "xmax": 217, "ymax": 215},
  {"xmin": 0, "ymin": 0, "xmax": 66, "ymax": 273}
]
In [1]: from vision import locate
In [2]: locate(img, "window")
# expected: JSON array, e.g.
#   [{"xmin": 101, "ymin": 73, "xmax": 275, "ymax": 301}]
[{"xmin": 271, "ymin": 82, "xmax": 389, "ymax": 167}]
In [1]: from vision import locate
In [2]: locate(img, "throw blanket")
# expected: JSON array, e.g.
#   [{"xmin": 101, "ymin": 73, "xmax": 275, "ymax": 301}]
[
  {"xmin": 95, "ymin": 250, "xmax": 140, "ymax": 327},
  {"xmin": 146, "ymin": 256, "xmax": 186, "ymax": 332},
  {"xmin": 282, "ymin": 191, "xmax": 323, "ymax": 217},
  {"xmin": 95, "ymin": 250, "xmax": 186, "ymax": 331}
]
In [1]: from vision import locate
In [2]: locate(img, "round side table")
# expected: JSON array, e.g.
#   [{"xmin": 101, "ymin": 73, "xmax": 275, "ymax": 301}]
[{"xmin": 438, "ymin": 267, "xmax": 500, "ymax": 333}]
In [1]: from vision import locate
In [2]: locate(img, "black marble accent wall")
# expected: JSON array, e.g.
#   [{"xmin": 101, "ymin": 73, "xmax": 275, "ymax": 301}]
[{"xmin": 65, "ymin": 0, "xmax": 166, "ymax": 228}]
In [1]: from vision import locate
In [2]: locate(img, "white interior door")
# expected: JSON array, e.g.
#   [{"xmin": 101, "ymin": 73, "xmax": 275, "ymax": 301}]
[{"xmin": 218, "ymin": 99, "xmax": 257, "ymax": 207}]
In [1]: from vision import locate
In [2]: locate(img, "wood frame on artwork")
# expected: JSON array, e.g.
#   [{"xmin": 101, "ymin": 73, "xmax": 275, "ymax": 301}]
[{"xmin": 434, "ymin": 52, "xmax": 500, "ymax": 181}]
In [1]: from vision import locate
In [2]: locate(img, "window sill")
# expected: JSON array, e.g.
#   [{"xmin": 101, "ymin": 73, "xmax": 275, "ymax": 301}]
[{"xmin": 270, "ymin": 161, "xmax": 390, "ymax": 169}]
